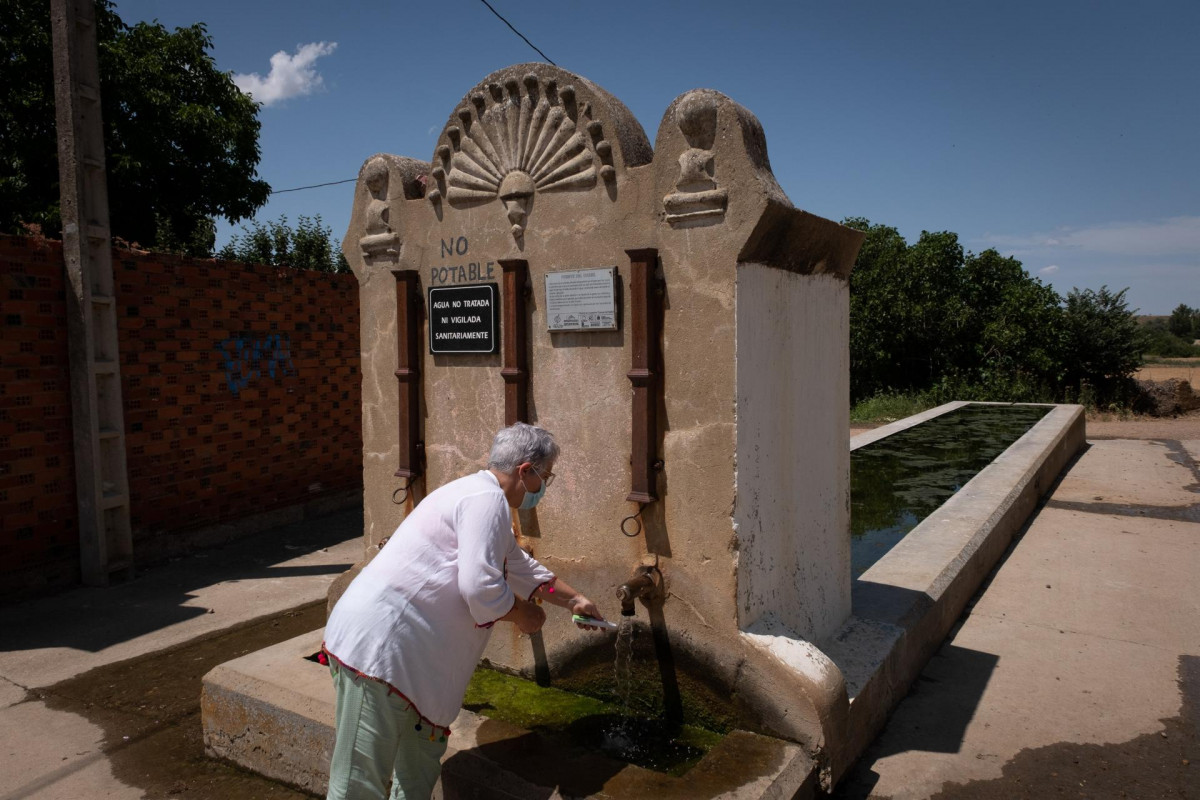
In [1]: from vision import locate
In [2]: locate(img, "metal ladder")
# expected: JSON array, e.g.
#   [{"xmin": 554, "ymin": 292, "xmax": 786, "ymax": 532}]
[{"xmin": 51, "ymin": 0, "xmax": 133, "ymax": 584}]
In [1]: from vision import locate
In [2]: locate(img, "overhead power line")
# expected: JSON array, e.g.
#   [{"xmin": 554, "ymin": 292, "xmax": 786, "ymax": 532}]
[
  {"xmin": 478, "ymin": 0, "xmax": 556, "ymax": 65},
  {"xmin": 266, "ymin": 2, "xmax": 553, "ymax": 199},
  {"xmin": 269, "ymin": 178, "xmax": 357, "ymax": 195}
]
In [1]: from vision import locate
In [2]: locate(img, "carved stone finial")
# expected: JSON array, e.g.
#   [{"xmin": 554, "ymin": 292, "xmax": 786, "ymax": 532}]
[
  {"xmin": 676, "ymin": 92, "xmax": 718, "ymax": 150},
  {"xmin": 663, "ymin": 92, "xmax": 727, "ymax": 226},
  {"xmin": 359, "ymin": 157, "xmax": 401, "ymax": 262}
]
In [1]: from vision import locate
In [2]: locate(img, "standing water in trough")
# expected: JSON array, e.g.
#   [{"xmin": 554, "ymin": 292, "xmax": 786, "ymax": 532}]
[
  {"xmin": 581, "ymin": 616, "xmax": 722, "ymax": 774},
  {"xmin": 851, "ymin": 403, "xmax": 1051, "ymax": 576},
  {"xmin": 463, "ymin": 619, "xmax": 727, "ymax": 776}
]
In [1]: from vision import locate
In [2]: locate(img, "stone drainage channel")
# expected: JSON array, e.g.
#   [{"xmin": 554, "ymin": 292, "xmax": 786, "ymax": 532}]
[{"xmin": 201, "ymin": 402, "xmax": 1086, "ymax": 798}]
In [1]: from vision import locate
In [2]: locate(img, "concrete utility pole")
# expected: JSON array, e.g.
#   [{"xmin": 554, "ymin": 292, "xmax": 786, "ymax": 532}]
[{"xmin": 50, "ymin": 0, "xmax": 134, "ymax": 585}]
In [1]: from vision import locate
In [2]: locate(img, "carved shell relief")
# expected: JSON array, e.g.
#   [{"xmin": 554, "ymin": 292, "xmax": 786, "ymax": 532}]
[{"xmin": 426, "ymin": 74, "xmax": 617, "ymax": 241}]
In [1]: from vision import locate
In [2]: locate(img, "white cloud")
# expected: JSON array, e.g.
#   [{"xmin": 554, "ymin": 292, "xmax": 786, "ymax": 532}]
[
  {"xmin": 981, "ymin": 216, "xmax": 1200, "ymax": 258},
  {"xmin": 233, "ymin": 42, "xmax": 337, "ymax": 107},
  {"xmin": 974, "ymin": 218, "xmax": 1199, "ymax": 313}
]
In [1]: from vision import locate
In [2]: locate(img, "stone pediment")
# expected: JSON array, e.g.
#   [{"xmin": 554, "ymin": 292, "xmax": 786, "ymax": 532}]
[{"xmin": 344, "ymin": 63, "xmax": 862, "ymax": 278}]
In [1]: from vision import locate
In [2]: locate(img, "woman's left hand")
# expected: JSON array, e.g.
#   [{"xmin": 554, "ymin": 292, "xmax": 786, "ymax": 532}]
[{"xmin": 570, "ymin": 595, "xmax": 604, "ymax": 629}]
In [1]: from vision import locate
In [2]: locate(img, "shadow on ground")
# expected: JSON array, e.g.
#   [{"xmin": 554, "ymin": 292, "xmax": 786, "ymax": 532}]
[
  {"xmin": 923, "ymin": 654, "xmax": 1199, "ymax": 800},
  {"xmin": 0, "ymin": 508, "xmax": 359, "ymax": 654},
  {"xmin": 834, "ymin": 655, "xmax": 1197, "ymax": 800},
  {"xmin": 3, "ymin": 603, "xmax": 328, "ymax": 800},
  {"xmin": 832, "ymin": 644, "xmax": 999, "ymax": 800}
]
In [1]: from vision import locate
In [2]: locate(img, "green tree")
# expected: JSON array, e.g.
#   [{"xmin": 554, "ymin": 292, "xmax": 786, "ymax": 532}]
[
  {"xmin": 957, "ymin": 249, "xmax": 1063, "ymax": 400},
  {"xmin": 1138, "ymin": 318, "xmax": 1200, "ymax": 358},
  {"xmin": 899, "ymin": 230, "xmax": 971, "ymax": 385},
  {"xmin": 1167, "ymin": 304, "xmax": 1197, "ymax": 340},
  {"xmin": 1060, "ymin": 287, "xmax": 1143, "ymax": 405},
  {"xmin": 0, "ymin": 0, "xmax": 269, "ymax": 255},
  {"xmin": 845, "ymin": 217, "xmax": 1147, "ymax": 408},
  {"xmin": 217, "ymin": 214, "xmax": 350, "ymax": 273},
  {"xmin": 845, "ymin": 217, "xmax": 910, "ymax": 399}
]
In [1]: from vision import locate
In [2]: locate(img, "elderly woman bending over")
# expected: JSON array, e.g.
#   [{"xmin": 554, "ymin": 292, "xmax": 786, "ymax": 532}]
[{"xmin": 322, "ymin": 422, "xmax": 604, "ymax": 799}]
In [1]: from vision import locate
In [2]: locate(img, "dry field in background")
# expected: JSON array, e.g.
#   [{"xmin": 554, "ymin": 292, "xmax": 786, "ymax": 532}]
[{"xmin": 1137, "ymin": 357, "xmax": 1200, "ymax": 384}]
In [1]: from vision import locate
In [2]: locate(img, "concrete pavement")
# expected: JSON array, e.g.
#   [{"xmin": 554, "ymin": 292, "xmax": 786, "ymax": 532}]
[
  {"xmin": 0, "ymin": 508, "xmax": 361, "ymax": 799},
  {"xmin": 836, "ymin": 436, "xmax": 1199, "ymax": 798}
]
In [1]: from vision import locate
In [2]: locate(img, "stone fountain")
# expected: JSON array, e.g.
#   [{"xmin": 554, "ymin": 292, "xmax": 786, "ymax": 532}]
[{"xmin": 202, "ymin": 64, "xmax": 1085, "ymax": 797}]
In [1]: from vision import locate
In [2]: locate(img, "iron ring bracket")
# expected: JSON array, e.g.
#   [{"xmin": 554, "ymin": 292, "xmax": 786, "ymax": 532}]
[
  {"xmin": 392, "ymin": 477, "xmax": 415, "ymax": 505},
  {"xmin": 621, "ymin": 503, "xmax": 646, "ymax": 537}
]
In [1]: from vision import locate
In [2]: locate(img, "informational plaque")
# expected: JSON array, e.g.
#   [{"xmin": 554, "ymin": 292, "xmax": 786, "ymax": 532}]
[
  {"xmin": 545, "ymin": 267, "xmax": 618, "ymax": 331},
  {"xmin": 427, "ymin": 283, "xmax": 499, "ymax": 354}
]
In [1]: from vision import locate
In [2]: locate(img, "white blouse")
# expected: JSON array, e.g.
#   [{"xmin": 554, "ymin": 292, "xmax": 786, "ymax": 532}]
[{"xmin": 324, "ymin": 470, "xmax": 554, "ymax": 727}]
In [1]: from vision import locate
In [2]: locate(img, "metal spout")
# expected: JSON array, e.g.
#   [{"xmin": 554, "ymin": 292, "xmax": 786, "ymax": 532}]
[{"xmin": 616, "ymin": 565, "xmax": 662, "ymax": 616}]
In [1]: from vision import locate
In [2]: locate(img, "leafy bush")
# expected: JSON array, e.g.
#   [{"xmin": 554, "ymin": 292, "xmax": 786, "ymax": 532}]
[
  {"xmin": 1059, "ymin": 287, "xmax": 1142, "ymax": 407},
  {"xmin": 850, "ymin": 391, "xmax": 937, "ymax": 423},
  {"xmin": 1138, "ymin": 318, "xmax": 1200, "ymax": 358},
  {"xmin": 217, "ymin": 214, "xmax": 349, "ymax": 273}
]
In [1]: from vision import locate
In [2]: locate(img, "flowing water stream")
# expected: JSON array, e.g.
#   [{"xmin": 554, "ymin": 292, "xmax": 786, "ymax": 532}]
[{"xmin": 601, "ymin": 616, "xmax": 639, "ymax": 758}]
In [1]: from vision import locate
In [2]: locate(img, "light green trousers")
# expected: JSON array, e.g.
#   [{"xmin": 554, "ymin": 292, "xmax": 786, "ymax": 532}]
[{"xmin": 326, "ymin": 663, "xmax": 449, "ymax": 800}]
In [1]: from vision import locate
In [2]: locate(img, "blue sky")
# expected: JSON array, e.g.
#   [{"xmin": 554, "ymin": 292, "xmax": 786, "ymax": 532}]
[{"xmin": 112, "ymin": 0, "xmax": 1198, "ymax": 314}]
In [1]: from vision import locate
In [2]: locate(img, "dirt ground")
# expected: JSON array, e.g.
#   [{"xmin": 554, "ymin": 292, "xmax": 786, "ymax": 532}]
[
  {"xmin": 1136, "ymin": 358, "xmax": 1200, "ymax": 385},
  {"xmin": 1083, "ymin": 410, "xmax": 1200, "ymax": 440}
]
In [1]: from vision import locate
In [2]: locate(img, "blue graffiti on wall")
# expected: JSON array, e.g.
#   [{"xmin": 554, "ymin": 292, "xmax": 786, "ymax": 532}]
[{"xmin": 218, "ymin": 334, "xmax": 297, "ymax": 397}]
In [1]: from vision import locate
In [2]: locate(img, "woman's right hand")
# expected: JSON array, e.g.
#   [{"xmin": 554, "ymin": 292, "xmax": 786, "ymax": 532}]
[{"xmin": 512, "ymin": 596, "xmax": 546, "ymax": 634}]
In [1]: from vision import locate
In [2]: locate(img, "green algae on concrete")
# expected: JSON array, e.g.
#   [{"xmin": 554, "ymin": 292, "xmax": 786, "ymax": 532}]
[
  {"xmin": 464, "ymin": 667, "xmax": 612, "ymax": 729},
  {"xmin": 548, "ymin": 623, "xmax": 745, "ymax": 736},
  {"xmin": 464, "ymin": 667, "xmax": 725, "ymax": 777}
]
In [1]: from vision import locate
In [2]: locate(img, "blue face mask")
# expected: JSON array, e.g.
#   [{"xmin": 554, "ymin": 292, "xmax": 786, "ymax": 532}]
[{"xmin": 519, "ymin": 467, "xmax": 548, "ymax": 510}]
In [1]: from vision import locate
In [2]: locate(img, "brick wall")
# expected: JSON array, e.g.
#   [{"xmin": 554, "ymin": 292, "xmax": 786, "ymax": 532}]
[
  {"xmin": 0, "ymin": 236, "xmax": 77, "ymax": 591},
  {"xmin": 0, "ymin": 235, "xmax": 362, "ymax": 596}
]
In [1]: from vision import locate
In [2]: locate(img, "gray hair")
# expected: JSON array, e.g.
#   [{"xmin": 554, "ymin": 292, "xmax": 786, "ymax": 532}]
[{"xmin": 487, "ymin": 422, "xmax": 559, "ymax": 472}]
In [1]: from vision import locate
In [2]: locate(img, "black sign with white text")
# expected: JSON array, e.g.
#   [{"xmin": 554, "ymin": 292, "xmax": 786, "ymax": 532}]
[{"xmin": 428, "ymin": 283, "xmax": 499, "ymax": 354}]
